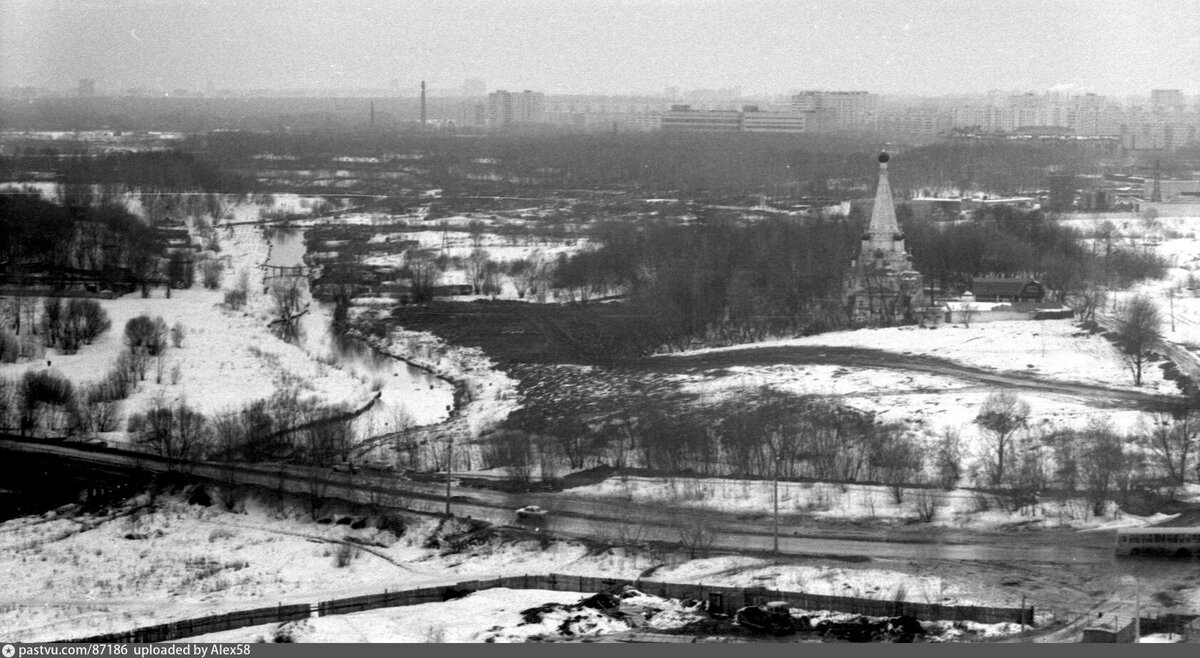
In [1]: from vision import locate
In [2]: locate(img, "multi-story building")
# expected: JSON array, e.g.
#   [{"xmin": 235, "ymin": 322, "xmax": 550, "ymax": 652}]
[
  {"xmin": 543, "ymin": 95, "xmax": 672, "ymax": 132},
  {"xmin": 660, "ymin": 105, "xmax": 807, "ymax": 134},
  {"xmin": 1151, "ymin": 89, "xmax": 1185, "ymax": 110},
  {"xmin": 876, "ymin": 105, "xmax": 952, "ymax": 139},
  {"xmin": 791, "ymin": 91, "xmax": 879, "ymax": 131},
  {"xmin": 487, "ymin": 90, "xmax": 545, "ymax": 127},
  {"xmin": 740, "ymin": 107, "xmax": 808, "ymax": 134},
  {"xmin": 660, "ymin": 106, "xmax": 743, "ymax": 132}
]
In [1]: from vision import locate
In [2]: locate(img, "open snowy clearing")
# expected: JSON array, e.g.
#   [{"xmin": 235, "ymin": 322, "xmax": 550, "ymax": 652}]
[
  {"xmin": 174, "ymin": 585, "xmax": 1022, "ymax": 643},
  {"xmin": 175, "ymin": 588, "xmax": 596, "ymax": 643},
  {"xmin": 0, "ymin": 489, "xmax": 1059, "ymax": 643},
  {"xmin": 0, "ymin": 287, "xmax": 373, "ymax": 437},
  {"xmin": 672, "ymin": 362, "xmax": 1149, "ymax": 454},
  {"xmin": 0, "ymin": 224, "xmax": 376, "ymax": 442},
  {"xmin": 685, "ymin": 319, "xmax": 1174, "ymax": 396},
  {"xmin": 567, "ymin": 475, "xmax": 1163, "ymax": 531}
]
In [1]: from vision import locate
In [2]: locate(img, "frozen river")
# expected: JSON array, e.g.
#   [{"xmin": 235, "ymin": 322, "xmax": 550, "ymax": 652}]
[{"xmin": 266, "ymin": 229, "xmax": 454, "ymax": 442}]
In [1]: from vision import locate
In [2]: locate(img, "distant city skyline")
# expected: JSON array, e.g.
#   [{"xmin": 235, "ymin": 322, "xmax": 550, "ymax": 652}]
[{"xmin": 3, "ymin": 0, "xmax": 1200, "ymax": 97}]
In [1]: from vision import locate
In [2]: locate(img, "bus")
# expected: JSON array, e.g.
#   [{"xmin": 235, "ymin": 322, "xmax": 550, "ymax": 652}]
[{"xmin": 1115, "ymin": 527, "xmax": 1200, "ymax": 557}]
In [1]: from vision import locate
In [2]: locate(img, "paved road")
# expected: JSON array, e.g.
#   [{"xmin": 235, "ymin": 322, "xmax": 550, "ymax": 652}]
[{"xmin": 0, "ymin": 436, "xmax": 1118, "ymax": 567}]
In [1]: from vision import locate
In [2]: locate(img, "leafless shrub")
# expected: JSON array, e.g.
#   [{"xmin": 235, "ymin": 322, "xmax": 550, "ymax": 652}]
[
  {"xmin": 912, "ymin": 487, "xmax": 938, "ymax": 523},
  {"xmin": 333, "ymin": 542, "xmax": 359, "ymax": 568}
]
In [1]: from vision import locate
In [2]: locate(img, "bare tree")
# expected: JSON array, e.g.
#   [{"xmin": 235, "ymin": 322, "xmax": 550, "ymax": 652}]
[
  {"xmin": 128, "ymin": 395, "xmax": 209, "ymax": 468},
  {"xmin": 975, "ymin": 390, "xmax": 1030, "ymax": 485},
  {"xmin": 872, "ymin": 428, "xmax": 921, "ymax": 502},
  {"xmin": 465, "ymin": 248, "xmax": 492, "ymax": 294},
  {"xmin": 1079, "ymin": 420, "xmax": 1126, "ymax": 517},
  {"xmin": 672, "ymin": 505, "xmax": 715, "ymax": 559},
  {"xmin": 269, "ymin": 278, "xmax": 305, "ymax": 341},
  {"xmin": 1066, "ymin": 285, "xmax": 1106, "ymax": 324},
  {"xmin": 1114, "ymin": 294, "xmax": 1162, "ymax": 386},
  {"xmin": 1143, "ymin": 407, "xmax": 1197, "ymax": 487},
  {"xmin": 934, "ymin": 427, "xmax": 964, "ymax": 489},
  {"xmin": 409, "ymin": 258, "xmax": 441, "ymax": 303}
]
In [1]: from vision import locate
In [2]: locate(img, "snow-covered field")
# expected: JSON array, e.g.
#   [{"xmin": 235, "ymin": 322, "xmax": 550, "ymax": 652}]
[
  {"xmin": 665, "ymin": 317, "xmax": 1175, "ymax": 486},
  {"xmin": 674, "ymin": 362, "xmax": 1148, "ymax": 458},
  {"xmin": 688, "ymin": 319, "xmax": 1173, "ymax": 395},
  {"xmin": 176, "ymin": 589, "xmax": 599, "ymax": 643},
  {"xmin": 1, "ymin": 485, "xmax": 1079, "ymax": 643},
  {"xmin": 0, "ymin": 224, "xmax": 376, "ymax": 442},
  {"xmin": 361, "ymin": 229, "xmax": 586, "ymax": 266},
  {"xmin": 0, "ymin": 493, "xmax": 615, "ymax": 642},
  {"xmin": 568, "ymin": 475, "xmax": 1167, "ymax": 530}
]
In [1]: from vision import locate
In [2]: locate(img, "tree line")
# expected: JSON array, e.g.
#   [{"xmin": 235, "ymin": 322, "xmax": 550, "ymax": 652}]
[
  {"xmin": 0, "ymin": 193, "xmax": 161, "ymax": 296},
  {"xmin": 902, "ymin": 205, "xmax": 1168, "ymax": 301},
  {"xmin": 549, "ymin": 214, "xmax": 865, "ymax": 355}
]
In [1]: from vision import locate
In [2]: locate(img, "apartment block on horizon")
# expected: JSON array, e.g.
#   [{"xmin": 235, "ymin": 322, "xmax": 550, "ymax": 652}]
[
  {"xmin": 790, "ymin": 91, "xmax": 879, "ymax": 131},
  {"xmin": 660, "ymin": 105, "xmax": 807, "ymax": 134}
]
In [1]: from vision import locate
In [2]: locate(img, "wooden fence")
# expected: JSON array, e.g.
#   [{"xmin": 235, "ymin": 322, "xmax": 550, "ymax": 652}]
[{"xmin": 62, "ymin": 572, "xmax": 1034, "ymax": 644}]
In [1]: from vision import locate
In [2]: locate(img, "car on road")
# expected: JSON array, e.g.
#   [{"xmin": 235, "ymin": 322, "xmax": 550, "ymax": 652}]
[{"xmin": 516, "ymin": 505, "xmax": 548, "ymax": 520}]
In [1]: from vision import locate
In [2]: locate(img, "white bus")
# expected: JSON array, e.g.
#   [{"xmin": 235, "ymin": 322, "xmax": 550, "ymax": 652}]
[{"xmin": 1115, "ymin": 527, "xmax": 1200, "ymax": 557}]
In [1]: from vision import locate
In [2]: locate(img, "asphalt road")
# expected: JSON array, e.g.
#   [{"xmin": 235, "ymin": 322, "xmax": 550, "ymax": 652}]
[{"xmin": 0, "ymin": 436, "xmax": 1119, "ymax": 567}]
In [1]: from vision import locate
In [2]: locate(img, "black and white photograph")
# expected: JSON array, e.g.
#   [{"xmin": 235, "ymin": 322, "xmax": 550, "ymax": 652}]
[{"xmin": 2, "ymin": 0, "xmax": 1200, "ymax": 645}]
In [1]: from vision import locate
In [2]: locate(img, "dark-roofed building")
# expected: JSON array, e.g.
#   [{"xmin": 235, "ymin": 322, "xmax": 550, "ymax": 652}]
[{"xmin": 968, "ymin": 277, "xmax": 1044, "ymax": 303}]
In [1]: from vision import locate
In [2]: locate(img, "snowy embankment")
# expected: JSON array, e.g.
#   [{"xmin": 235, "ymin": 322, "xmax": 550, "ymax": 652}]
[
  {"xmin": 666, "ymin": 315, "xmax": 1188, "ymax": 484},
  {"xmin": 0, "ymin": 223, "xmax": 375, "ymax": 443},
  {"xmin": 359, "ymin": 326, "xmax": 521, "ymax": 441},
  {"xmin": 0, "ymin": 489, "xmax": 1057, "ymax": 643},
  {"xmin": 685, "ymin": 319, "xmax": 1174, "ymax": 396},
  {"xmin": 567, "ymin": 474, "xmax": 1170, "ymax": 531}
]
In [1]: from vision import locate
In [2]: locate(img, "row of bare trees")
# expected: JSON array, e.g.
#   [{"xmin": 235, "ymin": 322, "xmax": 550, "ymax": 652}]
[{"xmin": 133, "ymin": 389, "xmax": 356, "ymax": 468}]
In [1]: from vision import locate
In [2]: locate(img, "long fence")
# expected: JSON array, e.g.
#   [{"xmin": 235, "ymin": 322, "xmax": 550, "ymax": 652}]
[
  {"xmin": 1082, "ymin": 613, "xmax": 1200, "ymax": 643},
  {"xmin": 62, "ymin": 573, "xmax": 1034, "ymax": 644}
]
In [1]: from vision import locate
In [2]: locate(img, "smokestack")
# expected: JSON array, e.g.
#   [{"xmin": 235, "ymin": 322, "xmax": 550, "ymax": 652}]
[
  {"xmin": 420, "ymin": 81, "xmax": 427, "ymax": 125},
  {"xmin": 370, "ymin": 101, "xmax": 375, "ymax": 128}
]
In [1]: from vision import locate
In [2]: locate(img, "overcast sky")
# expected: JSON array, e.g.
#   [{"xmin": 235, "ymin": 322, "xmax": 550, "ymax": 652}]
[{"xmin": 2, "ymin": 0, "xmax": 1199, "ymax": 96}]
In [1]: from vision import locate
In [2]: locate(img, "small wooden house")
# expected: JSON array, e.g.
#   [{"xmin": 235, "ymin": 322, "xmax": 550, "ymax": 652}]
[{"xmin": 968, "ymin": 278, "xmax": 1044, "ymax": 303}]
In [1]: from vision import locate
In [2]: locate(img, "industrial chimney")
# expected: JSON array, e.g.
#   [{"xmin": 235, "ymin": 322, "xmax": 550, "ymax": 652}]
[{"xmin": 420, "ymin": 81, "xmax": 427, "ymax": 125}]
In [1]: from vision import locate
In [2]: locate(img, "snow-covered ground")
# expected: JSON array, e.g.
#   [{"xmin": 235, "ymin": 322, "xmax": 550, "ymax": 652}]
[
  {"xmin": 361, "ymin": 325, "xmax": 521, "ymax": 442},
  {"xmin": 686, "ymin": 319, "xmax": 1173, "ymax": 395},
  {"xmin": 674, "ymin": 362, "xmax": 1149, "ymax": 459},
  {"xmin": 0, "ymin": 494, "xmax": 611, "ymax": 642},
  {"xmin": 176, "ymin": 589, "xmax": 595, "ymax": 643},
  {"xmin": 568, "ymin": 475, "xmax": 1159, "ymax": 530},
  {"xmin": 0, "ymin": 488, "xmax": 1059, "ymax": 643},
  {"xmin": 0, "ymin": 224, "xmax": 376, "ymax": 442},
  {"xmin": 361, "ymin": 229, "xmax": 586, "ymax": 266},
  {"xmin": 666, "ymin": 317, "xmax": 1175, "ymax": 485}
]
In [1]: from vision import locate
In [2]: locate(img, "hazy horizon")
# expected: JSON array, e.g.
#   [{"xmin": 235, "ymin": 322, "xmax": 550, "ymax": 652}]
[{"xmin": 3, "ymin": 0, "xmax": 1200, "ymax": 97}]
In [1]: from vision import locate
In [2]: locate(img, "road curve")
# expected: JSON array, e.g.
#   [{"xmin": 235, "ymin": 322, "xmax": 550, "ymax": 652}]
[{"xmin": 655, "ymin": 344, "xmax": 1181, "ymax": 410}]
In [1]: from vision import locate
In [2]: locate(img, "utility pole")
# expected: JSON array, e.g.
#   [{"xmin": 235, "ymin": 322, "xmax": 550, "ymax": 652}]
[
  {"xmin": 444, "ymin": 437, "xmax": 453, "ymax": 516},
  {"xmin": 773, "ymin": 456, "xmax": 780, "ymax": 555},
  {"xmin": 1170, "ymin": 287, "xmax": 1176, "ymax": 333},
  {"xmin": 1134, "ymin": 578, "xmax": 1141, "ymax": 643}
]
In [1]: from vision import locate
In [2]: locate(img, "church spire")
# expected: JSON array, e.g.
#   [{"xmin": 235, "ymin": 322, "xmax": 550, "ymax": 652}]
[{"xmin": 868, "ymin": 151, "xmax": 901, "ymax": 240}]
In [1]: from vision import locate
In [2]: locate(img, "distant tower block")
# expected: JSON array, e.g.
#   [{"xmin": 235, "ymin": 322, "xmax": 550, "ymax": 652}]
[{"xmin": 420, "ymin": 81, "xmax": 427, "ymax": 125}]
